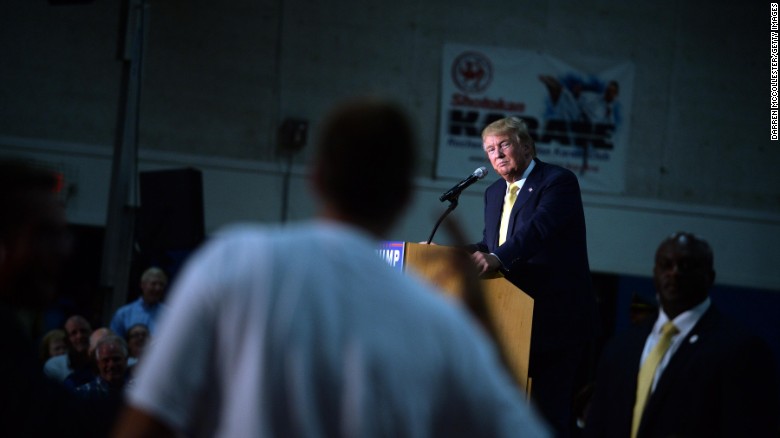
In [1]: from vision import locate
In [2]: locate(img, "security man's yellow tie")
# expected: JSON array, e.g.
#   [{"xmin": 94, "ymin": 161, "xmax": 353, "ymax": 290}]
[{"xmin": 631, "ymin": 321, "xmax": 679, "ymax": 438}]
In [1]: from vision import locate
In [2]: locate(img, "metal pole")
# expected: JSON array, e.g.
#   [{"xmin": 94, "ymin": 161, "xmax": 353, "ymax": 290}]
[{"xmin": 100, "ymin": 0, "xmax": 149, "ymax": 325}]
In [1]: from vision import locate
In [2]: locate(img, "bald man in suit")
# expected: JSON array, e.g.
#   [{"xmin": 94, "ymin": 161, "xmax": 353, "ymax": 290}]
[{"xmin": 584, "ymin": 232, "xmax": 779, "ymax": 437}]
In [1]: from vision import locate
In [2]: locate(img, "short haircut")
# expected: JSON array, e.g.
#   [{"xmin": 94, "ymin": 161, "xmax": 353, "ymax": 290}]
[
  {"xmin": 660, "ymin": 231, "xmax": 714, "ymax": 268},
  {"xmin": 141, "ymin": 267, "xmax": 168, "ymax": 284},
  {"xmin": 482, "ymin": 117, "xmax": 537, "ymax": 156},
  {"xmin": 126, "ymin": 323, "xmax": 150, "ymax": 340},
  {"xmin": 39, "ymin": 328, "xmax": 67, "ymax": 361},
  {"xmin": 65, "ymin": 314, "xmax": 91, "ymax": 330},
  {"xmin": 94, "ymin": 334, "xmax": 129, "ymax": 360},
  {"xmin": 314, "ymin": 98, "xmax": 417, "ymax": 230}
]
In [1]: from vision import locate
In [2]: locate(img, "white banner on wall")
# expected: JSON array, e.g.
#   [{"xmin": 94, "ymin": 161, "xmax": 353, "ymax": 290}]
[{"xmin": 437, "ymin": 43, "xmax": 634, "ymax": 193}]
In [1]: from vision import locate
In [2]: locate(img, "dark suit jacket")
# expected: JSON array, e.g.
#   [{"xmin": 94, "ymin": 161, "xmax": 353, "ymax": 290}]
[
  {"xmin": 468, "ymin": 158, "xmax": 597, "ymax": 357},
  {"xmin": 584, "ymin": 306, "xmax": 780, "ymax": 438}
]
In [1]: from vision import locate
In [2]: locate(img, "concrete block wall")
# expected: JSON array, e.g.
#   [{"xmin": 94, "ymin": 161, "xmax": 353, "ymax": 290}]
[{"xmin": 1, "ymin": 0, "xmax": 778, "ymax": 292}]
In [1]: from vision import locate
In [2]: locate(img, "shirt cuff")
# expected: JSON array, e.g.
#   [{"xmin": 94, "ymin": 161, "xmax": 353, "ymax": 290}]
[{"xmin": 489, "ymin": 252, "xmax": 507, "ymax": 270}]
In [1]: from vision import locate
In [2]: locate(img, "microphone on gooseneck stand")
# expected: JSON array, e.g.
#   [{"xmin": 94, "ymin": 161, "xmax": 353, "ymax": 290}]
[
  {"xmin": 427, "ymin": 167, "xmax": 489, "ymax": 244},
  {"xmin": 439, "ymin": 166, "xmax": 488, "ymax": 202}
]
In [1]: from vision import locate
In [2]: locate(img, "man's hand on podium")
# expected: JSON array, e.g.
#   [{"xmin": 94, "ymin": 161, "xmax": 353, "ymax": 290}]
[{"xmin": 471, "ymin": 251, "xmax": 502, "ymax": 275}]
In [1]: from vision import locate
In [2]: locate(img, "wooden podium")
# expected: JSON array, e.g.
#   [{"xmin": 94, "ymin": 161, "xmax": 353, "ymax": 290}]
[{"xmin": 403, "ymin": 242, "xmax": 534, "ymax": 394}]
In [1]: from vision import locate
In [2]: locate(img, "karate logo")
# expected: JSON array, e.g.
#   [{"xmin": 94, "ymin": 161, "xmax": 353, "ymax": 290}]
[{"xmin": 451, "ymin": 51, "xmax": 493, "ymax": 94}]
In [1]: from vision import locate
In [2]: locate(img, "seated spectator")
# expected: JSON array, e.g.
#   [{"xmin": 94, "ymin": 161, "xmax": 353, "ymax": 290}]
[
  {"xmin": 110, "ymin": 267, "xmax": 168, "ymax": 338},
  {"xmin": 76, "ymin": 335, "xmax": 130, "ymax": 401},
  {"xmin": 125, "ymin": 323, "xmax": 150, "ymax": 368},
  {"xmin": 39, "ymin": 328, "xmax": 67, "ymax": 364},
  {"xmin": 88, "ymin": 327, "xmax": 113, "ymax": 355},
  {"xmin": 62, "ymin": 327, "xmax": 113, "ymax": 391},
  {"xmin": 43, "ymin": 315, "xmax": 92, "ymax": 382}
]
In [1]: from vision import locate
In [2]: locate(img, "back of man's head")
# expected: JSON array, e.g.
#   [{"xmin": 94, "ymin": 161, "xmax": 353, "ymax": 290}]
[
  {"xmin": 0, "ymin": 159, "xmax": 67, "ymax": 308},
  {"xmin": 313, "ymin": 98, "xmax": 417, "ymax": 236}
]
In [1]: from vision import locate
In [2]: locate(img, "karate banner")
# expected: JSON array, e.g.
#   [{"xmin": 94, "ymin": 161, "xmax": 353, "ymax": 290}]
[{"xmin": 437, "ymin": 43, "xmax": 634, "ymax": 193}]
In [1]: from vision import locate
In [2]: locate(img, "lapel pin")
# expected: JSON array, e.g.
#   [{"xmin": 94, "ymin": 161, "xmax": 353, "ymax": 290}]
[
  {"xmin": 689, "ymin": 334, "xmax": 698, "ymax": 344},
  {"xmin": 528, "ymin": 187, "xmax": 533, "ymax": 192}
]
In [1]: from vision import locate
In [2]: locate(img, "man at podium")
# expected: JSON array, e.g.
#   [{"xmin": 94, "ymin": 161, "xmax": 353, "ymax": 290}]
[
  {"xmin": 115, "ymin": 99, "xmax": 550, "ymax": 437},
  {"xmin": 467, "ymin": 116, "xmax": 598, "ymax": 437}
]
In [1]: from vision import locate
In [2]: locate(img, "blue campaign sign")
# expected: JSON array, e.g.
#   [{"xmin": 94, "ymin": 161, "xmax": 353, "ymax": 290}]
[{"xmin": 377, "ymin": 241, "xmax": 405, "ymax": 272}]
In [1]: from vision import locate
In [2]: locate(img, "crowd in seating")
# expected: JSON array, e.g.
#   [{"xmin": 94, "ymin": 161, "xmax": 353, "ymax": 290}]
[
  {"xmin": 34, "ymin": 266, "xmax": 162, "ymax": 408},
  {"xmin": 39, "ymin": 315, "xmax": 151, "ymax": 400}
]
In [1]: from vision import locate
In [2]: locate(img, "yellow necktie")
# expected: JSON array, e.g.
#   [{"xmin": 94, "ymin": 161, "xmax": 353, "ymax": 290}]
[
  {"xmin": 498, "ymin": 184, "xmax": 519, "ymax": 246},
  {"xmin": 631, "ymin": 321, "xmax": 679, "ymax": 438}
]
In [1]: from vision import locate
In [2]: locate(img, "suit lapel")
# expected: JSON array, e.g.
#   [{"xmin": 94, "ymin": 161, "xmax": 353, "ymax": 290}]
[
  {"xmin": 485, "ymin": 181, "xmax": 506, "ymax": 251},
  {"xmin": 641, "ymin": 308, "xmax": 718, "ymax": 423},
  {"xmin": 506, "ymin": 159, "xmax": 542, "ymax": 238}
]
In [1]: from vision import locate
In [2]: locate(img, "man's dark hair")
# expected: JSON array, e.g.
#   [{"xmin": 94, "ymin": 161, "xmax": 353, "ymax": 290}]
[{"xmin": 314, "ymin": 98, "xmax": 417, "ymax": 234}]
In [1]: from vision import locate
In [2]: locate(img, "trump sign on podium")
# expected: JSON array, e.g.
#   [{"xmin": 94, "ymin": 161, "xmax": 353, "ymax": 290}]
[{"xmin": 377, "ymin": 241, "xmax": 405, "ymax": 272}]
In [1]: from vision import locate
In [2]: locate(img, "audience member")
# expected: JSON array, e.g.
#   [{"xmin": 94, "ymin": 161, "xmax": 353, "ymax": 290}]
[
  {"xmin": 464, "ymin": 116, "xmax": 598, "ymax": 436},
  {"xmin": 43, "ymin": 314, "xmax": 92, "ymax": 382},
  {"xmin": 88, "ymin": 327, "xmax": 113, "ymax": 355},
  {"xmin": 39, "ymin": 328, "xmax": 68, "ymax": 364},
  {"xmin": 584, "ymin": 232, "xmax": 780, "ymax": 437},
  {"xmin": 110, "ymin": 267, "xmax": 167, "ymax": 338},
  {"xmin": 76, "ymin": 335, "xmax": 130, "ymax": 401},
  {"xmin": 125, "ymin": 323, "xmax": 150, "ymax": 368},
  {"xmin": 61, "ymin": 326, "xmax": 113, "ymax": 391},
  {"xmin": 0, "ymin": 158, "xmax": 110, "ymax": 436},
  {"xmin": 113, "ymin": 98, "xmax": 550, "ymax": 437}
]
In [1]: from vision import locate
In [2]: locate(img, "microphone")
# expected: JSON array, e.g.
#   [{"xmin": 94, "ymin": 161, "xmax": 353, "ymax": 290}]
[{"xmin": 439, "ymin": 167, "xmax": 488, "ymax": 202}]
